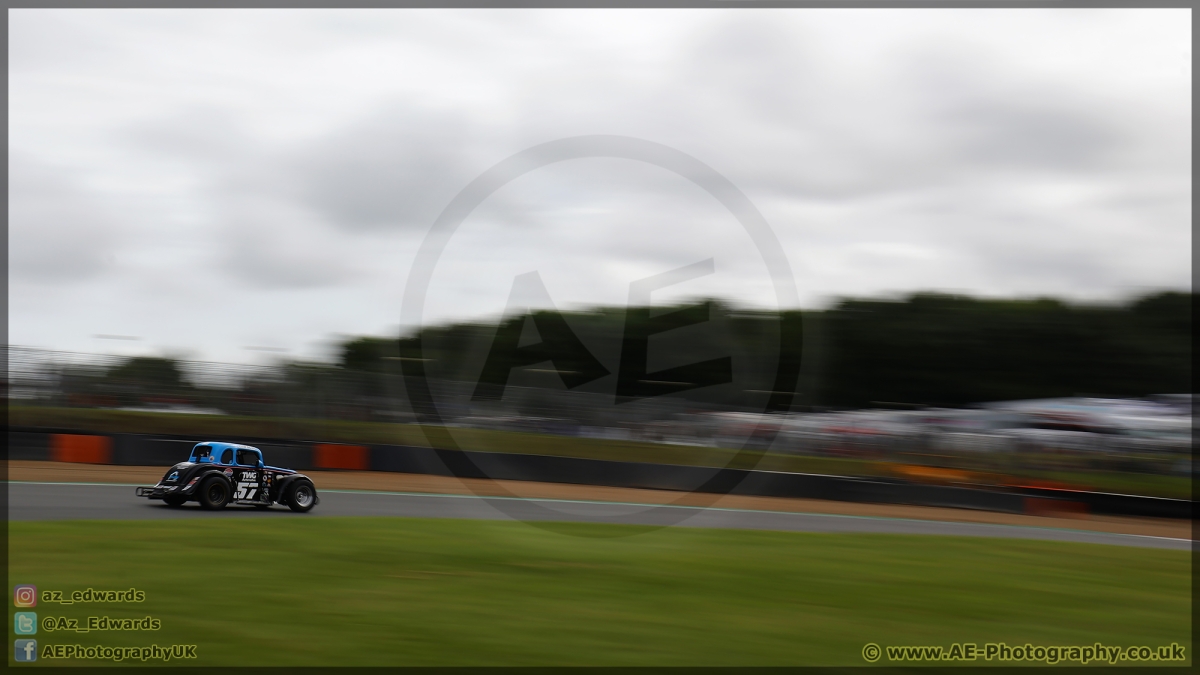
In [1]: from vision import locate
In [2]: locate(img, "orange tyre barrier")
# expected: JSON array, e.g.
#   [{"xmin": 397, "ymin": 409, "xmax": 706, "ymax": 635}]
[
  {"xmin": 50, "ymin": 434, "xmax": 113, "ymax": 464},
  {"xmin": 1024, "ymin": 496, "xmax": 1088, "ymax": 518},
  {"xmin": 313, "ymin": 444, "xmax": 370, "ymax": 471}
]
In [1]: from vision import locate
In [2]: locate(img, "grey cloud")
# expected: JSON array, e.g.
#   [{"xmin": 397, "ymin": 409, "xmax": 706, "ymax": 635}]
[
  {"xmin": 126, "ymin": 101, "xmax": 488, "ymax": 231},
  {"xmin": 7, "ymin": 10, "xmax": 1188, "ymax": 361},
  {"xmin": 656, "ymin": 32, "xmax": 1131, "ymax": 206},
  {"xmin": 126, "ymin": 106, "xmax": 256, "ymax": 170},
  {"xmin": 680, "ymin": 17, "xmax": 822, "ymax": 129},
  {"xmin": 118, "ymin": 111, "xmax": 361, "ymax": 290},
  {"xmin": 933, "ymin": 98, "xmax": 1121, "ymax": 173},
  {"xmin": 900, "ymin": 48, "xmax": 1126, "ymax": 174},
  {"xmin": 7, "ymin": 10, "xmax": 115, "ymax": 73},
  {"xmin": 8, "ymin": 155, "xmax": 120, "ymax": 284},
  {"xmin": 281, "ymin": 105, "xmax": 483, "ymax": 233},
  {"xmin": 215, "ymin": 206, "xmax": 365, "ymax": 290},
  {"xmin": 115, "ymin": 103, "xmax": 482, "ymax": 289}
]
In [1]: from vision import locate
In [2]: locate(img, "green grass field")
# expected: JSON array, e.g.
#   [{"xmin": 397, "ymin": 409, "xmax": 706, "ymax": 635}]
[{"xmin": 8, "ymin": 517, "xmax": 1190, "ymax": 666}]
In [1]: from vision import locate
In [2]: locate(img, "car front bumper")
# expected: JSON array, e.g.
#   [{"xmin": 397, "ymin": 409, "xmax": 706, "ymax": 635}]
[{"xmin": 136, "ymin": 480, "xmax": 198, "ymax": 499}]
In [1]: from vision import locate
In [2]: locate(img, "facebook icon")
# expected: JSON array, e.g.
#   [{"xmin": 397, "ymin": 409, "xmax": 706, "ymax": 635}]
[{"xmin": 14, "ymin": 639, "xmax": 37, "ymax": 662}]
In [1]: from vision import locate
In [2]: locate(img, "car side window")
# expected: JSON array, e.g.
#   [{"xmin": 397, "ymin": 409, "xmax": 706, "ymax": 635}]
[
  {"xmin": 220, "ymin": 449, "xmax": 233, "ymax": 464},
  {"xmin": 236, "ymin": 449, "xmax": 258, "ymax": 466}
]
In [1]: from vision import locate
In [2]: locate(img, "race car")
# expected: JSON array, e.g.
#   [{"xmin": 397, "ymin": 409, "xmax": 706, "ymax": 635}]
[{"xmin": 135, "ymin": 442, "xmax": 319, "ymax": 512}]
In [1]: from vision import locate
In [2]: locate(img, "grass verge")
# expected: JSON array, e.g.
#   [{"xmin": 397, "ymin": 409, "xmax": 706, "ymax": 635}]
[{"xmin": 8, "ymin": 517, "xmax": 1191, "ymax": 666}]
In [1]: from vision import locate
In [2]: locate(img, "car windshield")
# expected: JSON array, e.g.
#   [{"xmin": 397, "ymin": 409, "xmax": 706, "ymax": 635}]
[{"xmin": 192, "ymin": 445, "xmax": 212, "ymax": 462}]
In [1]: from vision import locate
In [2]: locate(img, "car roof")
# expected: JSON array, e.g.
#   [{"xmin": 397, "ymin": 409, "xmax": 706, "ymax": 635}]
[{"xmin": 193, "ymin": 442, "xmax": 261, "ymax": 454}]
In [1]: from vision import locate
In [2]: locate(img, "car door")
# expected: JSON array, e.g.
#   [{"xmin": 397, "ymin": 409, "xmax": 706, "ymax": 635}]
[{"xmin": 233, "ymin": 449, "xmax": 264, "ymax": 501}]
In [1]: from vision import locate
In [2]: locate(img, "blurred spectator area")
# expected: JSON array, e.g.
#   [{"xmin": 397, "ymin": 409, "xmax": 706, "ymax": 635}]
[{"xmin": 4, "ymin": 291, "xmax": 1192, "ymax": 482}]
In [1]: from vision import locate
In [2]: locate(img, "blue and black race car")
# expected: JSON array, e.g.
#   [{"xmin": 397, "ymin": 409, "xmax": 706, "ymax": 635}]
[{"xmin": 136, "ymin": 442, "xmax": 319, "ymax": 512}]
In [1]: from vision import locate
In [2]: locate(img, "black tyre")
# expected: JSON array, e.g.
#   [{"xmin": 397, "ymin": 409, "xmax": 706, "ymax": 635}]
[
  {"xmin": 199, "ymin": 476, "xmax": 230, "ymax": 510},
  {"xmin": 285, "ymin": 480, "xmax": 316, "ymax": 513},
  {"xmin": 163, "ymin": 494, "xmax": 187, "ymax": 507}
]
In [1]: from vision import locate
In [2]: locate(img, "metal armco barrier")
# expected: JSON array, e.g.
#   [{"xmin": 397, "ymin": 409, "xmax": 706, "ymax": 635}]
[
  {"xmin": 1012, "ymin": 486, "xmax": 1193, "ymax": 519},
  {"xmin": 6, "ymin": 429, "xmax": 1190, "ymax": 519}
]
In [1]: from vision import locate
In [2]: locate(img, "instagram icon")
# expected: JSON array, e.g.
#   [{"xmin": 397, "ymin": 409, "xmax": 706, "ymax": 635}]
[{"xmin": 13, "ymin": 585, "xmax": 37, "ymax": 607}]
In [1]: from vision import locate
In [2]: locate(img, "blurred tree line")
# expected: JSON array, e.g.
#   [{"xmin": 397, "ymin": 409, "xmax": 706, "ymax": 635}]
[
  {"xmin": 341, "ymin": 290, "xmax": 1191, "ymax": 411},
  {"xmin": 30, "ymin": 291, "xmax": 1191, "ymax": 418},
  {"xmin": 815, "ymin": 291, "xmax": 1191, "ymax": 407}
]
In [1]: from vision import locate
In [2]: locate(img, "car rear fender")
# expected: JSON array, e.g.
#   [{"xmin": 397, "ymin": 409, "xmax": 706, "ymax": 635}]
[{"xmin": 188, "ymin": 467, "xmax": 232, "ymax": 494}]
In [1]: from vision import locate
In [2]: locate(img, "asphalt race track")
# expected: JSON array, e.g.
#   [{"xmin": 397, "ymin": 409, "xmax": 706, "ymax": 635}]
[{"xmin": 7, "ymin": 482, "xmax": 1189, "ymax": 550}]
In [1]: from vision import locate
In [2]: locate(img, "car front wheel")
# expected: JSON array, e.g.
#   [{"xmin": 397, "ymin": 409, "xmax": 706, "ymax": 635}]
[
  {"xmin": 285, "ymin": 480, "xmax": 316, "ymax": 513},
  {"xmin": 199, "ymin": 476, "xmax": 230, "ymax": 510}
]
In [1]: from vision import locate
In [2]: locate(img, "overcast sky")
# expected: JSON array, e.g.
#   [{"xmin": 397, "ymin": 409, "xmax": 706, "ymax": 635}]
[{"xmin": 8, "ymin": 9, "xmax": 1191, "ymax": 364}]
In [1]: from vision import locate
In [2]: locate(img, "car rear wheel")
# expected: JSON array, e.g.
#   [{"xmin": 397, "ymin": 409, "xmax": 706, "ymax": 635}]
[
  {"xmin": 163, "ymin": 494, "xmax": 187, "ymax": 507},
  {"xmin": 199, "ymin": 476, "xmax": 230, "ymax": 510},
  {"xmin": 285, "ymin": 480, "xmax": 316, "ymax": 513}
]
